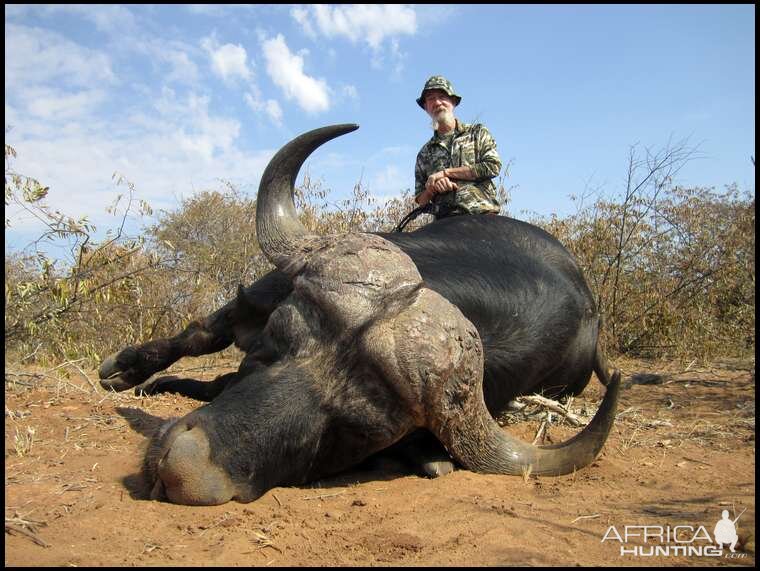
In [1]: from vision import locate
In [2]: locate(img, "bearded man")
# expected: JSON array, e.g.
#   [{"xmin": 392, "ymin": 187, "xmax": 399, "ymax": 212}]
[{"xmin": 414, "ymin": 76, "xmax": 503, "ymax": 219}]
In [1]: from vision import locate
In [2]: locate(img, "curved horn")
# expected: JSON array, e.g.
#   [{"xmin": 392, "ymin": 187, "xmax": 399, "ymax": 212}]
[
  {"xmin": 256, "ymin": 124, "xmax": 360, "ymax": 269},
  {"xmin": 431, "ymin": 362, "xmax": 621, "ymax": 476}
]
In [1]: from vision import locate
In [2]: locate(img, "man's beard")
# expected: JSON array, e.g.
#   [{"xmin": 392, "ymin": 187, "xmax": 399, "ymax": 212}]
[{"xmin": 431, "ymin": 108, "xmax": 455, "ymax": 131}]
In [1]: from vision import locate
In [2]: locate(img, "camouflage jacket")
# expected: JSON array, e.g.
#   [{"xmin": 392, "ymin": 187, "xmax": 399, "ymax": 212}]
[{"xmin": 414, "ymin": 120, "xmax": 502, "ymax": 216}]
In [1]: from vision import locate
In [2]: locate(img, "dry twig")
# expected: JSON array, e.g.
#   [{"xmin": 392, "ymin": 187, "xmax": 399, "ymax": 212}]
[
  {"xmin": 571, "ymin": 514, "xmax": 601, "ymax": 524},
  {"xmin": 518, "ymin": 394, "xmax": 584, "ymax": 427},
  {"xmin": 252, "ymin": 530, "xmax": 282, "ymax": 553},
  {"xmin": 301, "ymin": 491, "xmax": 346, "ymax": 501},
  {"xmin": 66, "ymin": 361, "xmax": 99, "ymax": 393},
  {"xmin": 532, "ymin": 419, "xmax": 548, "ymax": 445},
  {"xmin": 5, "ymin": 515, "xmax": 49, "ymax": 548}
]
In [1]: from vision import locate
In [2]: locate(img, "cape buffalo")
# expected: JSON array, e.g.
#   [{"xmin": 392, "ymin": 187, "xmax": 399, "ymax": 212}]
[{"xmin": 100, "ymin": 124, "xmax": 620, "ymax": 505}]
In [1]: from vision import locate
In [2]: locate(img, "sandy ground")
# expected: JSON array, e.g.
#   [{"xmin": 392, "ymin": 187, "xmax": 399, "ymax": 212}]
[{"xmin": 5, "ymin": 356, "xmax": 755, "ymax": 567}]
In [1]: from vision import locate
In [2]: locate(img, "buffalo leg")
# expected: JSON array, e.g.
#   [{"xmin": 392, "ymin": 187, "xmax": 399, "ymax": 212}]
[
  {"xmin": 99, "ymin": 303, "xmax": 236, "ymax": 392},
  {"xmin": 136, "ymin": 372, "xmax": 239, "ymax": 402}
]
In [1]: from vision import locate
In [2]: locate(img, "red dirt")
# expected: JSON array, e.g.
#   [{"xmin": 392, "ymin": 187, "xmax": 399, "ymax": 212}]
[{"xmin": 5, "ymin": 356, "xmax": 755, "ymax": 566}]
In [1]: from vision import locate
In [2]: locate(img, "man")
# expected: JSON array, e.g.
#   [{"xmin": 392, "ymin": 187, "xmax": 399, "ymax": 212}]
[
  {"xmin": 714, "ymin": 510, "xmax": 740, "ymax": 553},
  {"xmin": 414, "ymin": 75, "xmax": 502, "ymax": 219}
]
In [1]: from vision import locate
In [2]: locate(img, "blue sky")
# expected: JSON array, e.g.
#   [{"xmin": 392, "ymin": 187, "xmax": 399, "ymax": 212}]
[{"xmin": 5, "ymin": 4, "xmax": 755, "ymax": 255}]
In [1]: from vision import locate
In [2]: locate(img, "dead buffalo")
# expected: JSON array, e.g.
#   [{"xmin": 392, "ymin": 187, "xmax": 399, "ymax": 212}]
[{"xmin": 100, "ymin": 124, "xmax": 620, "ymax": 505}]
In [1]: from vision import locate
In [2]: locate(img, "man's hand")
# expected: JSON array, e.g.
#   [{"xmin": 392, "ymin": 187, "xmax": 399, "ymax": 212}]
[
  {"xmin": 417, "ymin": 169, "xmax": 459, "ymax": 206},
  {"xmin": 425, "ymin": 170, "xmax": 458, "ymax": 195}
]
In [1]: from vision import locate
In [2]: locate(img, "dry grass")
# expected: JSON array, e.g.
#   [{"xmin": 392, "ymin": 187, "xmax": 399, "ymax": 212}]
[{"xmin": 11, "ymin": 426, "xmax": 36, "ymax": 457}]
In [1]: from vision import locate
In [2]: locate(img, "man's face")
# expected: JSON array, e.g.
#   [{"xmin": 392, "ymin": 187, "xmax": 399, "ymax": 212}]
[{"xmin": 423, "ymin": 89, "xmax": 455, "ymax": 117}]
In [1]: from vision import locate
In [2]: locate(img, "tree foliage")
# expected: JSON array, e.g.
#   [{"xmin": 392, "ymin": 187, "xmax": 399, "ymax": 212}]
[
  {"xmin": 529, "ymin": 140, "xmax": 754, "ymax": 358},
  {"xmin": 5, "ymin": 142, "xmax": 754, "ymax": 365}
]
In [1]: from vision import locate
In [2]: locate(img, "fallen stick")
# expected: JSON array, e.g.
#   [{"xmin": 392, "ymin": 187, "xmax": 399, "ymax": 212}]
[
  {"xmin": 5, "ymin": 522, "xmax": 50, "ymax": 548},
  {"xmin": 571, "ymin": 514, "xmax": 600, "ymax": 524},
  {"xmin": 532, "ymin": 419, "xmax": 548, "ymax": 445},
  {"xmin": 518, "ymin": 395, "xmax": 584, "ymax": 426},
  {"xmin": 68, "ymin": 361, "xmax": 99, "ymax": 393},
  {"xmin": 302, "ymin": 491, "xmax": 346, "ymax": 501}
]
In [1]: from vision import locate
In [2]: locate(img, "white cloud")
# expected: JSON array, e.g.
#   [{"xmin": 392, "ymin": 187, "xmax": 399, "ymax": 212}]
[
  {"xmin": 245, "ymin": 91, "xmax": 283, "ymax": 127},
  {"xmin": 14, "ymin": 5, "xmax": 139, "ymax": 35},
  {"xmin": 342, "ymin": 85, "xmax": 359, "ymax": 100},
  {"xmin": 371, "ymin": 164, "xmax": 404, "ymax": 195},
  {"xmin": 263, "ymin": 99, "xmax": 283, "ymax": 125},
  {"xmin": 24, "ymin": 86, "xmax": 107, "ymax": 120},
  {"xmin": 413, "ymin": 5, "xmax": 460, "ymax": 31},
  {"xmin": 374, "ymin": 145, "xmax": 415, "ymax": 158},
  {"xmin": 6, "ymin": 92, "xmax": 274, "ymax": 237},
  {"xmin": 199, "ymin": 35, "xmax": 291, "ymax": 125},
  {"xmin": 5, "ymin": 24, "xmax": 115, "ymax": 125},
  {"xmin": 201, "ymin": 36, "xmax": 253, "ymax": 83},
  {"xmin": 153, "ymin": 89, "xmax": 241, "ymax": 161},
  {"xmin": 4, "ymin": 8, "xmax": 288, "ymax": 247},
  {"xmin": 60, "ymin": 4, "xmax": 137, "ymax": 34},
  {"xmin": 152, "ymin": 45, "xmax": 200, "ymax": 85},
  {"xmin": 292, "ymin": 5, "xmax": 417, "ymax": 51},
  {"xmin": 261, "ymin": 34, "xmax": 330, "ymax": 114},
  {"xmin": 185, "ymin": 5, "xmax": 257, "ymax": 18},
  {"xmin": 5, "ymin": 23, "xmax": 117, "ymax": 88},
  {"xmin": 186, "ymin": 4, "xmax": 228, "ymax": 17},
  {"xmin": 388, "ymin": 38, "xmax": 407, "ymax": 79},
  {"xmin": 290, "ymin": 7, "xmax": 316, "ymax": 39}
]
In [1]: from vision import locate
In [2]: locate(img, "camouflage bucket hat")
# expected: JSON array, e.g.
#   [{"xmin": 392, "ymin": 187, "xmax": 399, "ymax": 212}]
[{"xmin": 416, "ymin": 75, "xmax": 462, "ymax": 109}]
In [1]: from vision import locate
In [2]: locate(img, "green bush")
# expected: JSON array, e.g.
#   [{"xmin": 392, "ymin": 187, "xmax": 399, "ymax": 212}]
[{"xmin": 5, "ymin": 142, "xmax": 754, "ymax": 365}]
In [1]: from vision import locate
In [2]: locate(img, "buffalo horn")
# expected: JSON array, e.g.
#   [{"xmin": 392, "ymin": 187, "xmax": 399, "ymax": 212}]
[
  {"xmin": 256, "ymin": 124, "xmax": 360, "ymax": 269},
  {"xmin": 432, "ymin": 361, "xmax": 621, "ymax": 476}
]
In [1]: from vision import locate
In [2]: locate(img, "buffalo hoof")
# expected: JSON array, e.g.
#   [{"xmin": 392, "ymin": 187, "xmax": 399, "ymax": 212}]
[
  {"xmin": 134, "ymin": 376, "xmax": 175, "ymax": 397},
  {"xmin": 98, "ymin": 347, "xmax": 146, "ymax": 392},
  {"xmin": 420, "ymin": 459, "xmax": 455, "ymax": 478}
]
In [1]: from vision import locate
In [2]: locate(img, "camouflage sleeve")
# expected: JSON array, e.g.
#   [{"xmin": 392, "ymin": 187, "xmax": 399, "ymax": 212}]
[
  {"xmin": 470, "ymin": 125, "xmax": 502, "ymax": 181},
  {"xmin": 414, "ymin": 152, "xmax": 427, "ymax": 197}
]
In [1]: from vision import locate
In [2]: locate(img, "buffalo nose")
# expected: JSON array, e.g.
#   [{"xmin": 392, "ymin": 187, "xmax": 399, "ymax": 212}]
[{"xmin": 156, "ymin": 425, "xmax": 237, "ymax": 506}]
